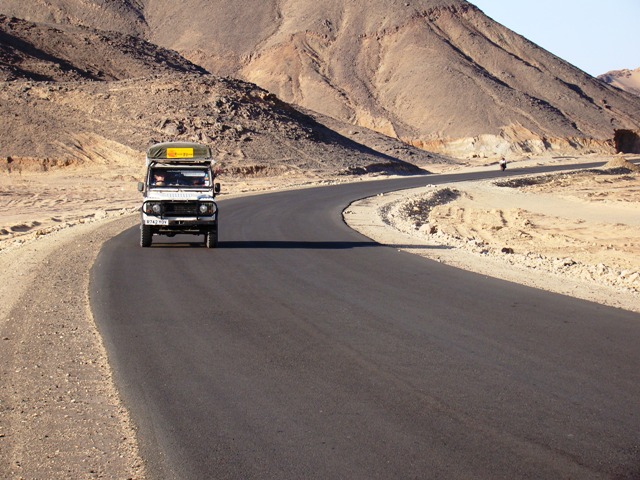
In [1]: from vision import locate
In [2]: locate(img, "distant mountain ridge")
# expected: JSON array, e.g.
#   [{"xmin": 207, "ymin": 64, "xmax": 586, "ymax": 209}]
[
  {"xmin": 598, "ymin": 67, "xmax": 640, "ymax": 97},
  {"xmin": 1, "ymin": 0, "xmax": 640, "ymax": 158}
]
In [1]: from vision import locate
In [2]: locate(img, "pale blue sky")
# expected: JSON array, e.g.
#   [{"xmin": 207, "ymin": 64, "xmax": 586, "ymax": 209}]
[{"xmin": 470, "ymin": 0, "xmax": 639, "ymax": 77}]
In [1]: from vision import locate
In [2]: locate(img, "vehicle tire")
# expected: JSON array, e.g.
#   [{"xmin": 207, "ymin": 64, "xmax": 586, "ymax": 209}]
[
  {"xmin": 205, "ymin": 228, "xmax": 218, "ymax": 248},
  {"xmin": 140, "ymin": 224, "xmax": 152, "ymax": 247}
]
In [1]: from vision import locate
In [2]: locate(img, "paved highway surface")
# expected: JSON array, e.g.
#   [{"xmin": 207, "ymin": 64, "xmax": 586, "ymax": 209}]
[{"xmin": 91, "ymin": 165, "xmax": 640, "ymax": 479}]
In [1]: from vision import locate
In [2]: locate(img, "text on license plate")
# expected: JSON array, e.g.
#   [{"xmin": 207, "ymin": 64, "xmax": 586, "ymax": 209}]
[{"xmin": 145, "ymin": 218, "xmax": 169, "ymax": 225}]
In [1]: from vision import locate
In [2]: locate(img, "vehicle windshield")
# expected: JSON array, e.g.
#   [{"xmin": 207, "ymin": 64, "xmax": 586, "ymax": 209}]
[{"xmin": 150, "ymin": 167, "xmax": 210, "ymax": 188}]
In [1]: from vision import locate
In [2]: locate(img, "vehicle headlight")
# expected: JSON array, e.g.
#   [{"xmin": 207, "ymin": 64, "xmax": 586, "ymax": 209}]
[
  {"xmin": 143, "ymin": 202, "xmax": 163, "ymax": 215},
  {"xmin": 198, "ymin": 203, "xmax": 215, "ymax": 215}
]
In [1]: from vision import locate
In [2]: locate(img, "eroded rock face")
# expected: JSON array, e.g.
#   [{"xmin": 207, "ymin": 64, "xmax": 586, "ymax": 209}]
[
  {"xmin": 0, "ymin": 11, "xmax": 441, "ymax": 175},
  {"xmin": 615, "ymin": 129, "xmax": 640, "ymax": 154}
]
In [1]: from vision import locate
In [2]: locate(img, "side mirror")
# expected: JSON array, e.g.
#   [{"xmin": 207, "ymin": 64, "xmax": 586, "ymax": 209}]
[
  {"xmin": 214, "ymin": 183, "xmax": 221, "ymax": 193},
  {"xmin": 137, "ymin": 182, "xmax": 145, "ymax": 192}
]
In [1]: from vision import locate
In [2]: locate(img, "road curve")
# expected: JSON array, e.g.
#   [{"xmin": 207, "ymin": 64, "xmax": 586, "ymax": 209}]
[{"xmin": 91, "ymin": 165, "xmax": 640, "ymax": 480}]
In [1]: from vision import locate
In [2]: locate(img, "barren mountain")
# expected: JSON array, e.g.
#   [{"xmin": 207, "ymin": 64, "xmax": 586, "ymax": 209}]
[
  {"xmin": 3, "ymin": 0, "xmax": 639, "ymax": 158},
  {"xmin": 0, "ymin": 14, "xmax": 436, "ymax": 176},
  {"xmin": 598, "ymin": 67, "xmax": 640, "ymax": 97}
]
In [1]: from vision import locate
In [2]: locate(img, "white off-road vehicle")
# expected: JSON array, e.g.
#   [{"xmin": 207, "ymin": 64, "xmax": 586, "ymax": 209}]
[{"xmin": 138, "ymin": 142, "xmax": 220, "ymax": 248}]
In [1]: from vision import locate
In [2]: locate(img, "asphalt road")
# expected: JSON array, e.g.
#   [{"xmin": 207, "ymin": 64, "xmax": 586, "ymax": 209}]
[{"xmin": 91, "ymin": 165, "xmax": 640, "ymax": 479}]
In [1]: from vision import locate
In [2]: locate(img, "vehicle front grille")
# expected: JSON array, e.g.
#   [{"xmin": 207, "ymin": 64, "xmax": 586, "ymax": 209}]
[{"xmin": 164, "ymin": 202, "xmax": 198, "ymax": 216}]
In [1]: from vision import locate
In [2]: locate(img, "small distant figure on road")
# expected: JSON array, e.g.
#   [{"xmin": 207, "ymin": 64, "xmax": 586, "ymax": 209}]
[{"xmin": 499, "ymin": 158, "xmax": 507, "ymax": 171}]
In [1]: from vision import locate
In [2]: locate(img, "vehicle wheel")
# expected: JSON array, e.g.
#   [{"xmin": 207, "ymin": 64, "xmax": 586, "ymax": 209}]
[
  {"xmin": 205, "ymin": 228, "xmax": 218, "ymax": 248},
  {"xmin": 140, "ymin": 224, "xmax": 152, "ymax": 247}
]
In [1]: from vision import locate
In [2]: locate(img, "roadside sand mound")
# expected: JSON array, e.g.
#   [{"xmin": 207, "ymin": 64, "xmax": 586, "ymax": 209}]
[{"xmin": 602, "ymin": 157, "xmax": 640, "ymax": 172}]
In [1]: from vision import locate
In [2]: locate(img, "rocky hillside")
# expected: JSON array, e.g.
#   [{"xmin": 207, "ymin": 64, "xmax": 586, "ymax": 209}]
[
  {"xmin": 0, "ymin": 72, "xmax": 433, "ymax": 176},
  {"xmin": 0, "ymin": 0, "xmax": 147, "ymax": 36},
  {"xmin": 0, "ymin": 15, "xmax": 205, "ymax": 81},
  {"xmin": 598, "ymin": 67, "xmax": 640, "ymax": 97},
  {"xmin": 2, "ymin": 0, "xmax": 639, "ymax": 158},
  {"xmin": 0, "ymin": 13, "xmax": 440, "ymax": 176}
]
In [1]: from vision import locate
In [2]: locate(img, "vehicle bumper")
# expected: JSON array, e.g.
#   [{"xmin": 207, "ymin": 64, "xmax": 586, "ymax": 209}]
[{"xmin": 141, "ymin": 213, "xmax": 217, "ymax": 234}]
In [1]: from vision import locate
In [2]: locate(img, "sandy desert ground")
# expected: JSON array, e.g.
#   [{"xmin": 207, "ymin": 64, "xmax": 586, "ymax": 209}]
[
  {"xmin": 0, "ymin": 154, "xmax": 638, "ymax": 478},
  {"xmin": 347, "ymin": 155, "xmax": 640, "ymax": 313}
]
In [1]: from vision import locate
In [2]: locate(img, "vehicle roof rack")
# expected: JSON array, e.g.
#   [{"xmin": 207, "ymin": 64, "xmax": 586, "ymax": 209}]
[{"xmin": 145, "ymin": 142, "xmax": 216, "ymax": 166}]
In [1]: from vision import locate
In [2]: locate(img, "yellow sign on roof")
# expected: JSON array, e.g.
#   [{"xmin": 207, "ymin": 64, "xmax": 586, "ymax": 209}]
[{"xmin": 166, "ymin": 147, "xmax": 194, "ymax": 159}]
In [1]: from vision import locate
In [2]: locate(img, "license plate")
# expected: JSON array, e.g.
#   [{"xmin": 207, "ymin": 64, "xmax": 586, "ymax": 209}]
[{"xmin": 145, "ymin": 218, "xmax": 169, "ymax": 225}]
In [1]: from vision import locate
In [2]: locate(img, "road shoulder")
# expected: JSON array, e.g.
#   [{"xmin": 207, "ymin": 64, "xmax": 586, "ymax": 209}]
[
  {"xmin": 345, "ymin": 178, "xmax": 640, "ymax": 314},
  {"xmin": 0, "ymin": 214, "xmax": 145, "ymax": 479}
]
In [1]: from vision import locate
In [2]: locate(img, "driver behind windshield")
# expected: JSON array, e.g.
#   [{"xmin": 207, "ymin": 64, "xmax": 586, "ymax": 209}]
[
  {"xmin": 152, "ymin": 171, "xmax": 166, "ymax": 186},
  {"xmin": 151, "ymin": 168, "xmax": 209, "ymax": 187}
]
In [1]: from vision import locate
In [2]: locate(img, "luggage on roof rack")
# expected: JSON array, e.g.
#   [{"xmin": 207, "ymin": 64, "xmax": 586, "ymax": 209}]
[{"xmin": 146, "ymin": 142, "xmax": 214, "ymax": 166}]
